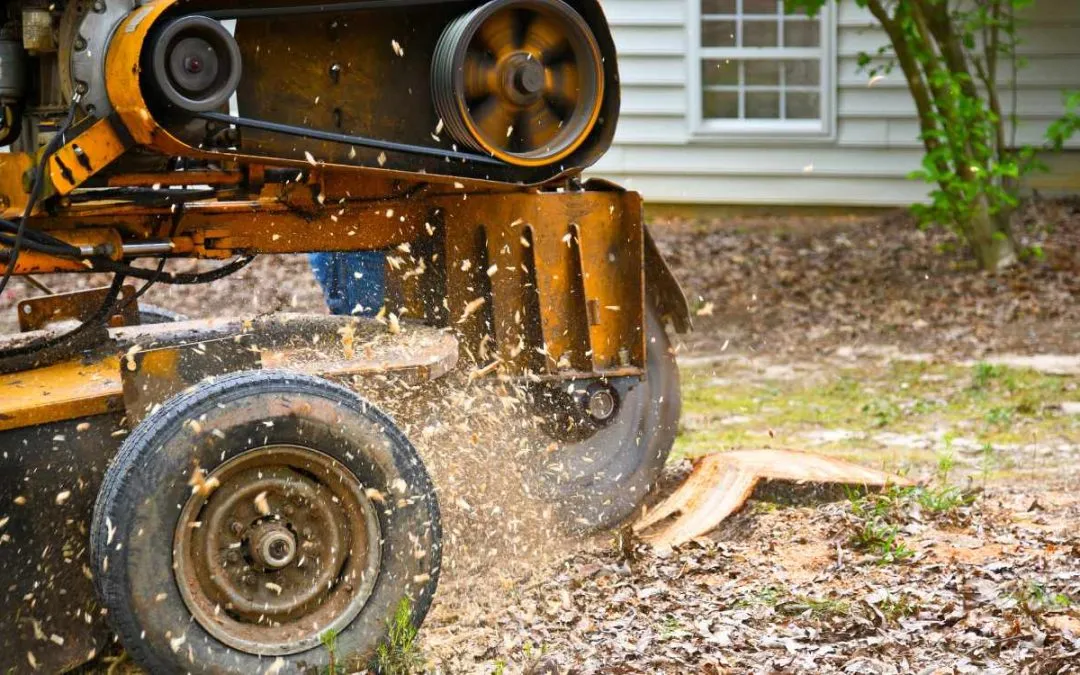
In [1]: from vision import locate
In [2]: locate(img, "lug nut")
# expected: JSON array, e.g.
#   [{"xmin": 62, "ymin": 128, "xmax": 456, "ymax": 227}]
[{"xmin": 230, "ymin": 521, "xmax": 244, "ymax": 536}]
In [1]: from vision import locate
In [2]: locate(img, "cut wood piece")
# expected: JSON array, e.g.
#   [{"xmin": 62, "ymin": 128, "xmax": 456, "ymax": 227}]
[{"xmin": 636, "ymin": 449, "xmax": 912, "ymax": 550}]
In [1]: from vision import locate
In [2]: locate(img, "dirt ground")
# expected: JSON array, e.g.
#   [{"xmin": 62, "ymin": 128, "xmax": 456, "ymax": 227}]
[{"xmin": 3, "ymin": 200, "xmax": 1079, "ymax": 673}]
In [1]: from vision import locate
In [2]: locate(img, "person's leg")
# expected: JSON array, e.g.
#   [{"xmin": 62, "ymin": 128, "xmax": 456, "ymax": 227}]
[{"xmin": 308, "ymin": 251, "xmax": 386, "ymax": 317}]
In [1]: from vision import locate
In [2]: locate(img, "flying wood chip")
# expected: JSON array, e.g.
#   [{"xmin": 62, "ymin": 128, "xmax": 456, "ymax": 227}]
[{"xmin": 634, "ymin": 449, "xmax": 913, "ymax": 550}]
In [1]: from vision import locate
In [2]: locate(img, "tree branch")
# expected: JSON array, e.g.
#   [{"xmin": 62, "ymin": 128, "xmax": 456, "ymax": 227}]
[{"xmin": 865, "ymin": 1, "xmax": 946, "ymax": 172}]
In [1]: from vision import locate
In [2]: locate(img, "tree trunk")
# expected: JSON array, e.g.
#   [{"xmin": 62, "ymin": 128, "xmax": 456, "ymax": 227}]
[{"xmin": 966, "ymin": 195, "xmax": 1017, "ymax": 272}]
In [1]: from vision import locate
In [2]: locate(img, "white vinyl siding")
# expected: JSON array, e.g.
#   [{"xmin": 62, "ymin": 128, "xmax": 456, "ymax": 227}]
[{"xmin": 592, "ymin": 0, "xmax": 1080, "ymax": 206}]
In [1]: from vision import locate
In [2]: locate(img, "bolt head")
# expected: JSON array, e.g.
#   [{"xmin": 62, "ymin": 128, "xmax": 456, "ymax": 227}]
[{"xmin": 587, "ymin": 389, "xmax": 616, "ymax": 422}]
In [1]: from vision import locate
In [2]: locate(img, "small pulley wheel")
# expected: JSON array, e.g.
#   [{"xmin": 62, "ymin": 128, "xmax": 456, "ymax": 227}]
[
  {"xmin": 149, "ymin": 15, "xmax": 242, "ymax": 113},
  {"xmin": 432, "ymin": 0, "xmax": 604, "ymax": 167}
]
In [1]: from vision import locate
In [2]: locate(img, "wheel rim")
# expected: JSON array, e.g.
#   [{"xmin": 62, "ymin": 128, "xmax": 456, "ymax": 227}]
[
  {"xmin": 432, "ymin": 0, "xmax": 604, "ymax": 166},
  {"xmin": 173, "ymin": 445, "xmax": 381, "ymax": 656}
]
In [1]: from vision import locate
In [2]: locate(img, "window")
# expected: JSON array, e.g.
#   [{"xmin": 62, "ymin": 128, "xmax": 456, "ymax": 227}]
[{"xmin": 690, "ymin": 0, "xmax": 833, "ymax": 137}]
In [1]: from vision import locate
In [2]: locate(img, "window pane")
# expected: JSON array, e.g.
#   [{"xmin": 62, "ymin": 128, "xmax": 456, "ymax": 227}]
[
  {"xmin": 702, "ymin": 59, "xmax": 739, "ymax": 86},
  {"xmin": 702, "ymin": 0, "xmax": 737, "ymax": 13},
  {"xmin": 704, "ymin": 91, "xmax": 739, "ymax": 119},
  {"xmin": 702, "ymin": 19, "xmax": 737, "ymax": 47},
  {"xmin": 742, "ymin": 20, "xmax": 779, "ymax": 47},
  {"xmin": 783, "ymin": 59, "xmax": 820, "ymax": 86},
  {"xmin": 745, "ymin": 60, "xmax": 780, "ymax": 86},
  {"xmin": 786, "ymin": 91, "xmax": 820, "ymax": 119},
  {"xmin": 743, "ymin": 0, "xmax": 779, "ymax": 14},
  {"xmin": 784, "ymin": 20, "xmax": 820, "ymax": 47},
  {"xmin": 746, "ymin": 91, "xmax": 780, "ymax": 118}
]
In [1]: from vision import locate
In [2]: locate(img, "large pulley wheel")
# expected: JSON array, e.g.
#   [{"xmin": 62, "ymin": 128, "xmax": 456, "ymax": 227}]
[
  {"xmin": 432, "ymin": 0, "xmax": 605, "ymax": 166},
  {"xmin": 537, "ymin": 300, "xmax": 682, "ymax": 530},
  {"xmin": 148, "ymin": 15, "xmax": 242, "ymax": 113},
  {"xmin": 90, "ymin": 370, "xmax": 441, "ymax": 671}
]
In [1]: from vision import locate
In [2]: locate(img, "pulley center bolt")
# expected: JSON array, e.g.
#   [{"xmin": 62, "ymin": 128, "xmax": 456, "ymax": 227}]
[
  {"xmin": 587, "ymin": 388, "xmax": 616, "ymax": 422},
  {"xmin": 249, "ymin": 523, "xmax": 298, "ymax": 570},
  {"xmin": 184, "ymin": 56, "xmax": 204, "ymax": 74},
  {"xmin": 514, "ymin": 61, "xmax": 544, "ymax": 95},
  {"xmin": 501, "ymin": 54, "xmax": 545, "ymax": 104}
]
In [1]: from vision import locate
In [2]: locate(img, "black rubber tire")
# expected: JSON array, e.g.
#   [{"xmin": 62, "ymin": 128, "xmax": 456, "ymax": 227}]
[
  {"xmin": 540, "ymin": 301, "xmax": 681, "ymax": 530},
  {"xmin": 137, "ymin": 303, "xmax": 188, "ymax": 325},
  {"xmin": 90, "ymin": 370, "xmax": 442, "ymax": 674}
]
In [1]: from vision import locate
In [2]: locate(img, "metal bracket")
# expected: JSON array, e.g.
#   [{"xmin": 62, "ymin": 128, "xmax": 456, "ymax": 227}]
[
  {"xmin": 17, "ymin": 284, "xmax": 139, "ymax": 333},
  {"xmin": 120, "ymin": 334, "xmax": 262, "ymax": 423}
]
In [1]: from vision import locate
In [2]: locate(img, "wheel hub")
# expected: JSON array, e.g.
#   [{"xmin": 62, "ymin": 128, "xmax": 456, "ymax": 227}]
[
  {"xmin": 173, "ymin": 445, "xmax": 381, "ymax": 656},
  {"xmin": 249, "ymin": 522, "xmax": 297, "ymax": 570},
  {"xmin": 501, "ymin": 53, "xmax": 545, "ymax": 105}
]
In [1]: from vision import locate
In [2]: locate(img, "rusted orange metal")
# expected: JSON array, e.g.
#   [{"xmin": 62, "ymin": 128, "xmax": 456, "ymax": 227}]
[
  {"xmin": 435, "ymin": 188, "xmax": 645, "ymax": 376},
  {"xmin": 0, "ymin": 315, "xmax": 459, "ymax": 432},
  {"xmin": 106, "ymin": 171, "xmax": 246, "ymax": 188},
  {"xmin": 3, "ymin": 227, "xmax": 123, "ymax": 274},
  {"xmin": 0, "ymin": 355, "xmax": 124, "ymax": 432},
  {"xmin": 0, "ymin": 153, "xmax": 33, "ymax": 216},
  {"xmin": 47, "ymin": 117, "xmax": 132, "ymax": 196},
  {"xmin": 17, "ymin": 285, "xmax": 140, "ymax": 332}
]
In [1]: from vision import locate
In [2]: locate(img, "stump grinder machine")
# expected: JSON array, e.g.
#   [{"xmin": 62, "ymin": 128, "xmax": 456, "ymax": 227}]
[
  {"xmin": 0, "ymin": 1, "xmax": 916, "ymax": 670},
  {"xmin": 0, "ymin": 0, "xmax": 694, "ymax": 671}
]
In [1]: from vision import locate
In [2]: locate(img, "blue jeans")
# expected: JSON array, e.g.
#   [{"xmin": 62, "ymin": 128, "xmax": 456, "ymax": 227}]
[{"xmin": 308, "ymin": 251, "xmax": 386, "ymax": 317}]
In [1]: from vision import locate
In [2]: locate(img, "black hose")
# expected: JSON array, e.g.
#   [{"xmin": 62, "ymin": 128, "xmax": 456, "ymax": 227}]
[
  {"xmin": 115, "ymin": 256, "xmax": 168, "ymax": 315},
  {"xmin": 91, "ymin": 255, "xmax": 256, "ymax": 284},
  {"xmin": 0, "ymin": 101, "xmax": 80, "ymax": 297},
  {"xmin": 0, "ymin": 273, "xmax": 127, "ymax": 375}
]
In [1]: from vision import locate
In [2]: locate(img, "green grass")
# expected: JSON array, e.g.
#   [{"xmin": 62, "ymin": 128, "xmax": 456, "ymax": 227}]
[
  {"xmin": 848, "ymin": 509, "xmax": 916, "ymax": 565},
  {"xmin": 374, "ymin": 598, "xmax": 424, "ymax": 675},
  {"xmin": 1014, "ymin": 581, "xmax": 1074, "ymax": 614},
  {"xmin": 674, "ymin": 359, "xmax": 1077, "ymax": 482},
  {"xmin": 320, "ymin": 628, "xmax": 341, "ymax": 675}
]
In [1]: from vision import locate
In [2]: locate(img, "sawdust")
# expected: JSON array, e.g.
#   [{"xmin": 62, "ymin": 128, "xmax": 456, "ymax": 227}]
[
  {"xmin": 350, "ymin": 368, "xmax": 589, "ymax": 632},
  {"xmin": 774, "ymin": 541, "xmax": 834, "ymax": 583}
]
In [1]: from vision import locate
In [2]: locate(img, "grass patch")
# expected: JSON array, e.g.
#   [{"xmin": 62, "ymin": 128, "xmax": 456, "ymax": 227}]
[
  {"xmin": 674, "ymin": 359, "xmax": 1077, "ymax": 482},
  {"xmin": 1015, "ymin": 581, "xmax": 1074, "ymax": 614},
  {"xmin": 373, "ymin": 598, "xmax": 424, "ymax": 675},
  {"xmin": 845, "ymin": 482, "xmax": 977, "ymax": 565},
  {"xmin": 878, "ymin": 594, "xmax": 920, "ymax": 621},
  {"xmin": 850, "ymin": 517, "xmax": 915, "ymax": 565}
]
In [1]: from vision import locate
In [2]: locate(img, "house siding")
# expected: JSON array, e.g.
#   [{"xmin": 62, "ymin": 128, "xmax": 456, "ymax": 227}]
[{"xmin": 591, "ymin": 0, "xmax": 1080, "ymax": 206}]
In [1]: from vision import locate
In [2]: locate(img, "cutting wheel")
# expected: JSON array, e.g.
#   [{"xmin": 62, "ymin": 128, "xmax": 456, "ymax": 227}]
[{"xmin": 432, "ymin": 0, "xmax": 604, "ymax": 166}]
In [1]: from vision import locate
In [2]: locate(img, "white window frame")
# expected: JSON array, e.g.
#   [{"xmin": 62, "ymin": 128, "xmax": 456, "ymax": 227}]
[{"xmin": 688, "ymin": 0, "xmax": 837, "ymax": 141}]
